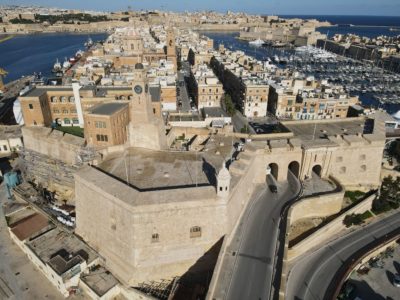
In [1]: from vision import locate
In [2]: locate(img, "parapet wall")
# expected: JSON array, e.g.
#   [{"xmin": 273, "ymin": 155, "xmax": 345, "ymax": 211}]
[
  {"xmin": 289, "ymin": 190, "xmax": 345, "ymax": 224},
  {"xmin": 288, "ymin": 193, "xmax": 376, "ymax": 260},
  {"xmin": 22, "ymin": 127, "xmax": 85, "ymax": 165}
]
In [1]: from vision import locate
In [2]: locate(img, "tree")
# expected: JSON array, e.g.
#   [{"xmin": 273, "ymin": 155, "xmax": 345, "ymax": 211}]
[
  {"xmin": 372, "ymin": 175, "xmax": 400, "ymax": 214},
  {"xmin": 223, "ymin": 94, "xmax": 236, "ymax": 117},
  {"xmin": 187, "ymin": 48, "xmax": 195, "ymax": 66}
]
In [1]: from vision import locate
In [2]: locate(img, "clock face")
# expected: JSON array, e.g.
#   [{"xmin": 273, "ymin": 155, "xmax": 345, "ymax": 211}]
[{"xmin": 134, "ymin": 85, "xmax": 143, "ymax": 94}]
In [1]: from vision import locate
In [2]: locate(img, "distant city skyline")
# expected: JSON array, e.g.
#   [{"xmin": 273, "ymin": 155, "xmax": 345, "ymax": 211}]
[{"xmin": 3, "ymin": 0, "xmax": 400, "ymax": 16}]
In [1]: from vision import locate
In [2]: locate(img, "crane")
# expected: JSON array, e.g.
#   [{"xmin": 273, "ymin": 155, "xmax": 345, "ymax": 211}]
[{"xmin": 0, "ymin": 67, "xmax": 8, "ymax": 91}]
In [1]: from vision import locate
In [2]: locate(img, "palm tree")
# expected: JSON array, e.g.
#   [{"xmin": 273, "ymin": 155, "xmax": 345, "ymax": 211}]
[{"xmin": 0, "ymin": 68, "xmax": 8, "ymax": 91}]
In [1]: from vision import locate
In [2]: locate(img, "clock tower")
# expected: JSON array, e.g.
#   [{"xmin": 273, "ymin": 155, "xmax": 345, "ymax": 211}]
[
  {"xmin": 166, "ymin": 28, "xmax": 177, "ymax": 71},
  {"xmin": 128, "ymin": 63, "xmax": 168, "ymax": 150},
  {"xmin": 130, "ymin": 64, "xmax": 151, "ymax": 124}
]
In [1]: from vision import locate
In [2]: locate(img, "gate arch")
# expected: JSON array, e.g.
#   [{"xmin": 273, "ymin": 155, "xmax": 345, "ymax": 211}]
[
  {"xmin": 288, "ymin": 161, "xmax": 300, "ymax": 179},
  {"xmin": 268, "ymin": 163, "xmax": 279, "ymax": 180}
]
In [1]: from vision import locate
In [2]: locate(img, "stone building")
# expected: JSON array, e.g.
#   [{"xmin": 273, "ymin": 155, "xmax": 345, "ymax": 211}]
[
  {"xmin": 84, "ymin": 102, "xmax": 129, "ymax": 147},
  {"xmin": 268, "ymin": 78, "xmax": 359, "ymax": 120},
  {"xmin": 188, "ymin": 64, "xmax": 225, "ymax": 109},
  {"xmin": 74, "ymin": 114, "xmax": 385, "ymax": 287}
]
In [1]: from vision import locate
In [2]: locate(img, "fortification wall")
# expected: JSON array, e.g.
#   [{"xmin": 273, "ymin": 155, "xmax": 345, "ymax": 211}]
[
  {"xmin": 22, "ymin": 127, "xmax": 84, "ymax": 165},
  {"xmin": 287, "ymin": 193, "xmax": 376, "ymax": 260},
  {"xmin": 289, "ymin": 190, "xmax": 344, "ymax": 224}
]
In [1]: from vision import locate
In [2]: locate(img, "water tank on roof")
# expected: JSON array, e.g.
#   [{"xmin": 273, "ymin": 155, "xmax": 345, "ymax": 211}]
[{"xmin": 4, "ymin": 171, "xmax": 21, "ymax": 199}]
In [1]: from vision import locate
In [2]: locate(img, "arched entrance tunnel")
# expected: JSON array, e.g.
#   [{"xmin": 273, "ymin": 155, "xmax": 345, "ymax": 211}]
[
  {"xmin": 268, "ymin": 163, "xmax": 279, "ymax": 180},
  {"xmin": 312, "ymin": 165, "xmax": 322, "ymax": 177},
  {"xmin": 288, "ymin": 161, "xmax": 300, "ymax": 179}
]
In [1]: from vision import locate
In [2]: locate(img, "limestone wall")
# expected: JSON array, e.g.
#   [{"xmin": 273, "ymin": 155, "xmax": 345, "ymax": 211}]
[
  {"xmin": 22, "ymin": 127, "xmax": 85, "ymax": 165},
  {"xmin": 289, "ymin": 190, "xmax": 344, "ymax": 224},
  {"xmin": 288, "ymin": 193, "xmax": 376, "ymax": 260},
  {"xmin": 75, "ymin": 167, "xmax": 226, "ymax": 285}
]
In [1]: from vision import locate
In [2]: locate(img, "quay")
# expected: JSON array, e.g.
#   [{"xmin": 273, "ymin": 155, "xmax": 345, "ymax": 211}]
[{"xmin": 0, "ymin": 35, "xmax": 14, "ymax": 44}]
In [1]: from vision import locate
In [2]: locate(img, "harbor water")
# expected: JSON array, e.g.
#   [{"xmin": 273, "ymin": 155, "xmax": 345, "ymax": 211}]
[{"xmin": 0, "ymin": 32, "xmax": 107, "ymax": 83}]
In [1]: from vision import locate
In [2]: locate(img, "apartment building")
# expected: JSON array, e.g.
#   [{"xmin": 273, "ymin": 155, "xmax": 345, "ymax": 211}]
[
  {"xmin": 188, "ymin": 64, "xmax": 224, "ymax": 109},
  {"xmin": 269, "ymin": 78, "xmax": 359, "ymax": 120}
]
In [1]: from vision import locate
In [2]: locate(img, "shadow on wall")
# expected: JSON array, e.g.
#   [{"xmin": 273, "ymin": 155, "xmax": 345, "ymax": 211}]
[
  {"xmin": 170, "ymin": 236, "xmax": 224, "ymax": 300},
  {"xmin": 202, "ymin": 157, "xmax": 216, "ymax": 186}
]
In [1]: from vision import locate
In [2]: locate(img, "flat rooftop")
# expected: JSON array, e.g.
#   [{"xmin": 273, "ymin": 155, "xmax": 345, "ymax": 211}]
[
  {"xmin": 169, "ymin": 114, "xmax": 203, "ymax": 122},
  {"xmin": 81, "ymin": 266, "xmax": 119, "ymax": 297},
  {"xmin": 90, "ymin": 102, "xmax": 128, "ymax": 116},
  {"xmin": 98, "ymin": 148, "xmax": 224, "ymax": 190},
  {"xmin": 283, "ymin": 119, "xmax": 366, "ymax": 141},
  {"xmin": 27, "ymin": 228, "xmax": 98, "ymax": 276},
  {"xmin": 10, "ymin": 212, "xmax": 53, "ymax": 241},
  {"xmin": 203, "ymin": 107, "xmax": 229, "ymax": 118}
]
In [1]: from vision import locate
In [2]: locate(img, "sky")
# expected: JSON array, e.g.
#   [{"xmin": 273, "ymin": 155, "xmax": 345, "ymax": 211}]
[{"xmin": 4, "ymin": 0, "xmax": 400, "ymax": 16}]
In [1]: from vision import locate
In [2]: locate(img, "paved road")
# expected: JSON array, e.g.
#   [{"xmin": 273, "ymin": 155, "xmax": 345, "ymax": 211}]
[
  {"xmin": 0, "ymin": 184, "xmax": 63, "ymax": 299},
  {"xmin": 178, "ymin": 61, "xmax": 191, "ymax": 112},
  {"xmin": 232, "ymin": 111, "xmax": 255, "ymax": 134},
  {"xmin": 286, "ymin": 211, "xmax": 400, "ymax": 300},
  {"xmin": 212, "ymin": 172, "xmax": 301, "ymax": 300}
]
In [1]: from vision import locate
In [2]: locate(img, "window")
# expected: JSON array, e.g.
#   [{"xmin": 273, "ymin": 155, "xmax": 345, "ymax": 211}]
[
  {"xmin": 60, "ymin": 96, "xmax": 67, "ymax": 103},
  {"xmin": 360, "ymin": 165, "xmax": 367, "ymax": 172},
  {"xmin": 95, "ymin": 121, "xmax": 106, "ymax": 129},
  {"xmin": 29, "ymin": 104, "xmax": 33, "ymax": 109},
  {"xmin": 339, "ymin": 166, "xmax": 346, "ymax": 174},
  {"xmin": 50, "ymin": 96, "xmax": 58, "ymax": 103},
  {"xmin": 69, "ymin": 96, "xmax": 75, "ymax": 102},
  {"xmin": 360, "ymin": 154, "xmax": 366, "ymax": 161},
  {"xmin": 72, "ymin": 118, "xmax": 79, "ymax": 124},
  {"xmin": 336, "ymin": 156, "xmax": 343, "ymax": 163},
  {"xmin": 190, "ymin": 226, "xmax": 202, "ymax": 238},
  {"xmin": 152, "ymin": 233, "xmax": 159, "ymax": 243},
  {"xmin": 71, "ymin": 109, "xmax": 77, "ymax": 113},
  {"xmin": 53, "ymin": 109, "xmax": 60, "ymax": 114},
  {"xmin": 96, "ymin": 134, "xmax": 108, "ymax": 142},
  {"xmin": 62, "ymin": 108, "xmax": 68, "ymax": 114},
  {"xmin": 64, "ymin": 118, "xmax": 71, "ymax": 125},
  {"xmin": 3, "ymin": 145, "xmax": 7, "ymax": 151},
  {"xmin": 33, "ymin": 121, "xmax": 37, "ymax": 125}
]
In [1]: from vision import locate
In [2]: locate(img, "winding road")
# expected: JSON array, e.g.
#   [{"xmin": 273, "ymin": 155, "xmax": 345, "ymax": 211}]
[{"xmin": 285, "ymin": 211, "xmax": 400, "ymax": 300}]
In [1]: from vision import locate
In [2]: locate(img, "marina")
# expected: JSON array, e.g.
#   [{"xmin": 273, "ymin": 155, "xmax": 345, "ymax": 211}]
[{"xmin": 203, "ymin": 31, "xmax": 400, "ymax": 114}]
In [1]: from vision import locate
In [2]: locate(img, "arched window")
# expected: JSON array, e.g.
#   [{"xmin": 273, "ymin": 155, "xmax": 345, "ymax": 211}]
[
  {"xmin": 60, "ymin": 96, "xmax": 67, "ymax": 103},
  {"xmin": 340, "ymin": 166, "xmax": 346, "ymax": 174},
  {"xmin": 50, "ymin": 96, "xmax": 58, "ymax": 103},
  {"xmin": 69, "ymin": 96, "xmax": 75, "ymax": 103},
  {"xmin": 360, "ymin": 165, "xmax": 367, "ymax": 172},
  {"xmin": 190, "ymin": 226, "xmax": 202, "ymax": 238}
]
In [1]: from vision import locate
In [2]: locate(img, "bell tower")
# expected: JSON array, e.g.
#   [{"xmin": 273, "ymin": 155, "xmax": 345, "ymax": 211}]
[
  {"xmin": 128, "ymin": 63, "xmax": 168, "ymax": 150},
  {"xmin": 130, "ymin": 63, "xmax": 151, "ymax": 124},
  {"xmin": 166, "ymin": 28, "xmax": 177, "ymax": 71}
]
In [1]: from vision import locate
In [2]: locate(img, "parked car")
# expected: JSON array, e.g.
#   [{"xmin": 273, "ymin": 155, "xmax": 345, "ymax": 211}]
[
  {"xmin": 269, "ymin": 184, "xmax": 278, "ymax": 193},
  {"xmin": 393, "ymin": 273, "xmax": 400, "ymax": 287}
]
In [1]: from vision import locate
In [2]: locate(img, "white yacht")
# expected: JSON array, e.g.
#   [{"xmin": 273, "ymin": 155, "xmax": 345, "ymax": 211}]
[{"xmin": 249, "ymin": 38, "xmax": 265, "ymax": 46}]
